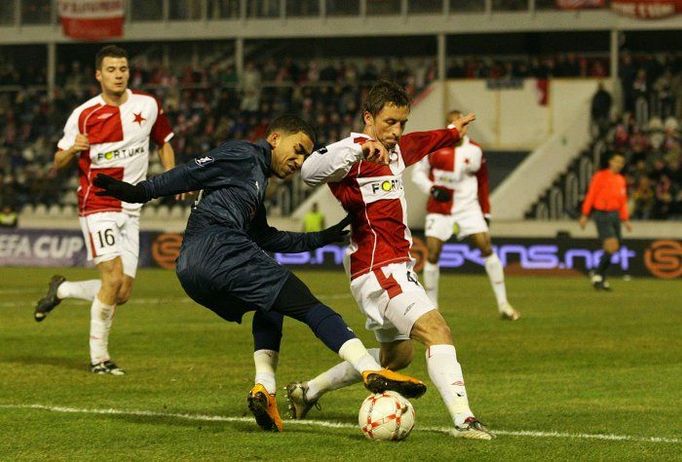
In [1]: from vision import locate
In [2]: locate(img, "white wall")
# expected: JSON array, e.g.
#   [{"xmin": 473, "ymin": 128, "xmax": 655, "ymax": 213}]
[
  {"xmin": 490, "ymin": 101, "xmax": 592, "ymax": 220},
  {"xmin": 447, "ymin": 78, "xmax": 613, "ymax": 150}
]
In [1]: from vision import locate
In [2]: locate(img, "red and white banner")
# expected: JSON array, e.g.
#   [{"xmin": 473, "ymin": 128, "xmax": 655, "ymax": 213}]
[
  {"xmin": 58, "ymin": 0, "xmax": 124, "ymax": 41},
  {"xmin": 611, "ymin": 0, "xmax": 682, "ymax": 18},
  {"xmin": 555, "ymin": 0, "xmax": 605, "ymax": 9}
]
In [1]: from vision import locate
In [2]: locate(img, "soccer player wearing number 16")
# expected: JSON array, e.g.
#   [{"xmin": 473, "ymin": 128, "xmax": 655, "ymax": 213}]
[{"xmin": 33, "ymin": 45, "xmax": 176, "ymax": 375}]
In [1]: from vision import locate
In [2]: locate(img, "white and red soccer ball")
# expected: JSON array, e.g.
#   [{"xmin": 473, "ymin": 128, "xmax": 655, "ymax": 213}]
[{"xmin": 358, "ymin": 391, "xmax": 415, "ymax": 441}]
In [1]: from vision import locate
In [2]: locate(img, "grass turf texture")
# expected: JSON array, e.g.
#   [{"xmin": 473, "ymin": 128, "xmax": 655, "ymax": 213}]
[{"xmin": 0, "ymin": 267, "xmax": 680, "ymax": 461}]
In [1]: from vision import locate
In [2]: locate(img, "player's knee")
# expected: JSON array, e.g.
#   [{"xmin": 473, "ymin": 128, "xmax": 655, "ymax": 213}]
[
  {"xmin": 480, "ymin": 246, "xmax": 493, "ymax": 257},
  {"xmin": 385, "ymin": 352, "xmax": 413, "ymax": 371},
  {"xmin": 102, "ymin": 273, "xmax": 124, "ymax": 292},
  {"xmin": 116, "ymin": 288, "xmax": 132, "ymax": 305},
  {"xmin": 427, "ymin": 323, "xmax": 452, "ymax": 346},
  {"xmin": 604, "ymin": 240, "xmax": 618, "ymax": 254},
  {"xmin": 411, "ymin": 311, "xmax": 452, "ymax": 346},
  {"xmin": 427, "ymin": 252, "xmax": 440, "ymax": 264}
]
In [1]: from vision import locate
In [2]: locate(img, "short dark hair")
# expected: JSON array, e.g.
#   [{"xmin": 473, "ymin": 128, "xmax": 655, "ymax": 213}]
[
  {"xmin": 609, "ymin": 152, "xmax": 626, "ymax": 161},
  {"xmin": 266, "ymin": 114, "xmax": 317, "ymax": 145},
  {"xmin": 96, "ymin": 45, "xmax": 128, "ymax": 70},
  {"xmin": 362, "ymin": 80, "xmax": 410, "ymax": 117},
  {"xmin": 447, "ymin": 109, "xmax": 462, "ymax": 120}
]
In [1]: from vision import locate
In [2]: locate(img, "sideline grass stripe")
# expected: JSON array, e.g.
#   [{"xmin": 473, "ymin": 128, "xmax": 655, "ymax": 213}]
[{"xmin": 0, "ymin": 403, "xmax": 679, "ymax": 444}]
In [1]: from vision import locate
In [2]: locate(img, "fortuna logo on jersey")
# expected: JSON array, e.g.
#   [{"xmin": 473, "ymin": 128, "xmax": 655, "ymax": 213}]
[
  {"xmin": 97, "ymin": 144, "xmax": 147, "ymax": 161},
  {"xmin": 358, "ymin": 175, "xmax": 404, "ymax": 204},
  {"xmin": 370, "ymin": 178, "xmax": 403, "ymax": 194}
]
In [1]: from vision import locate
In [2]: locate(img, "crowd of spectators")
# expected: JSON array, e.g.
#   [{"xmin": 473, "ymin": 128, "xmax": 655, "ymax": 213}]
[
  {"xmin": 605, "ymin": 114, "xmax": 682, "ymax": 220},
  {"xmin": 1, "ymin": 50, "xmax": 681, "ymax": 220},
  {"xmin": 619, "ymin": 52, "xmax": 682, "ymax": 128},
  {"xmin": 589, "ymin": 52, "xmax": 682, "ymax": 220},
  {"xmin": 0, "ymin": 54, "xmax": 437, "ymax": 214}
]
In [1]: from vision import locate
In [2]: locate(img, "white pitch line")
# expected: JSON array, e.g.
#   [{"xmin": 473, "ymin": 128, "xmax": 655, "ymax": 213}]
[
  {"xmin": 0, "ymin": 404, "xmax": 678, "ymax": 444},
  {"xmin": 0, "ymin": 289, "xmax": 41, "ymax": 295}
]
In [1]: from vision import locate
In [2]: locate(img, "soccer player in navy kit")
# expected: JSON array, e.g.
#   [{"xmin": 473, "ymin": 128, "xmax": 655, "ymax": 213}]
[{"xmin": 94, "ymin": 114, "xmax": 425, "ymax": 432}]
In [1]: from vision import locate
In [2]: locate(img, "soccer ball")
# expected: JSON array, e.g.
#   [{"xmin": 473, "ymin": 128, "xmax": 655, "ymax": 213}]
[{"xmin": 358, "ymin": 391, "xmax": 415, "ymax": 441}]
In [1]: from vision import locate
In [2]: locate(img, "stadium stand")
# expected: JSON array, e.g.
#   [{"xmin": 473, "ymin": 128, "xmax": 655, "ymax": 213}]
[{"xmin": 1, "ymin": 1, "xmax": 680, "ymax": 223}]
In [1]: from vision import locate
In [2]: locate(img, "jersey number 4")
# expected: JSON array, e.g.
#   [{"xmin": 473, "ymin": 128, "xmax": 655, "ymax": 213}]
[{"xmin": 406, "ymin": 271, "xmax": 420, "ymax": 286}]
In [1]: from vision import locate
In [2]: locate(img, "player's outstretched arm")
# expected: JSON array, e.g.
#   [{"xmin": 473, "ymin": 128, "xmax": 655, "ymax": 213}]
[
  {"xmin": 400, "ymin": 113, "xmax": 475, "ymax": 167},
  {"xmin": 251, "ymin": 207, "xmax": 351, "ymax": 252},
  {"xmin": 301, "ymin": 138, "xmax": 387, "ymax": 186}
]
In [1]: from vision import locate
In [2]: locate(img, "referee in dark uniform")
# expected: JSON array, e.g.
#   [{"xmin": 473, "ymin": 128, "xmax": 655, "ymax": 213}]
[{"xmin": 579, "ymin": 152, "xmax": 632, "ymax": 290}]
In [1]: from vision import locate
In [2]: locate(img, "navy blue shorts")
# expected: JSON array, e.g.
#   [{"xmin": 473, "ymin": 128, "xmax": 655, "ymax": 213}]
[
  {"xmin": 175, "ymin": 231, "xmax": 291, "ymax": 323},
  {"xmin": 592, "ymin": 210, "xmax": 621, "ymax": 242}
]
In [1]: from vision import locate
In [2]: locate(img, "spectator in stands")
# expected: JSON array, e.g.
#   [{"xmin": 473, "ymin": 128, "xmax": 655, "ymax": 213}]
[
  {"xmin": 0, "ymin": 205, "xmax": 18, "ymax": 228},
  {"xmin": 632, "ymin": 69, "xmax": 649, "ymax": 128},
  {"xmin": 630, "ymin": 176, "xmax": 655, "ymax": 220},
  {"xmin": 240, "ymin": 61, "xmax": 262, "ymax": 113},
  {"xmin": 654, "ymin": 70, "xmax": 675, "ymax": 120},
  {"xmin": 303, "ymin": 202, "xmax": 325, "ymax": 232},
  {"xmin": 591, "ymin": 82, "xmax": 612, "ymax": 136},
  {"xmin": 653, "ymin": 173, "xmax": 677, "ymax": 219}
]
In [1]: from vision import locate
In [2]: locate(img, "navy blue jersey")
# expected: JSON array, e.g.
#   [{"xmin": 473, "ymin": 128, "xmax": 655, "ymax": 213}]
[{"xmin": 141, "ymin": 139, "xmax": 323, "ymax": 252}]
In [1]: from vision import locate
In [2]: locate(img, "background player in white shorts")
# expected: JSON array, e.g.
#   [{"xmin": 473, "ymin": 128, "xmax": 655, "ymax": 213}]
[
  {"xmin": 287, "ymin": 81, "xmax": 493, "ymax": 440},
  {"xmin": 412, "ymin": 110, "xmax": 521, "ymax": 321},
  {"xmin": 34, "ymin": 45, "xmax": 176, "ymax": 375}
]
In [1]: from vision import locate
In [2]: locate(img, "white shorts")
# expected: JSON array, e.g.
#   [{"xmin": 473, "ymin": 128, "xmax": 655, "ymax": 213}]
[
  {"xmin": 79, "ymin": 212, "xmax": 140, "ymax": 278},
  {"xmin": 425, "ymin": 208, "xmax": 488, "ymax": 241},
  {"xmin": 350, "ymin": 262, "xmax": 436, "ymax": 343}
]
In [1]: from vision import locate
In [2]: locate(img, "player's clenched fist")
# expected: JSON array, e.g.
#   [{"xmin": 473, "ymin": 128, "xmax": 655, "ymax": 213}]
[
  {"xmin": 71, "ymin": 134, "xmax": 90, "ymax": 152},
  {"xmin": 361, "ymin": 140, "xmax": 389, "ymax": 165}
]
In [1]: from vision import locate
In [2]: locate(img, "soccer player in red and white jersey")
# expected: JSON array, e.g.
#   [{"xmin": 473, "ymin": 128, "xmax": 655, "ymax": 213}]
[
  {"xmin": 412, "ymin": 110, "xmax": 520, "ymax": 321},
  {"xmin": 34, "ymin": 45, "xmax": 176, "ymax": 375},
  {"xmin": 286, "ymin": 81, "xmax": 493, "ymax": 440}
]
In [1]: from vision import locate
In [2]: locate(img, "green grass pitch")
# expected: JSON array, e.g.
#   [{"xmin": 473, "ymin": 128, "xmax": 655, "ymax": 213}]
[{"xmin": 1, "ymin": 267, "xmax": 680, "ymax": 461}]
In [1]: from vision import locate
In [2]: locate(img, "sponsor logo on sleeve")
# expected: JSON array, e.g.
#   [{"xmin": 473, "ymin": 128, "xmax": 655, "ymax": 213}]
[{"xmin": 195, "ymin": 156, "xmax": 215, "ymax": 167}]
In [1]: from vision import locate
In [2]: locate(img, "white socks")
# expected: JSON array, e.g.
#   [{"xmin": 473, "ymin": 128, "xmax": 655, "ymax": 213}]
[
  {"xmin": 306, "ymin": 348, "xmax": 381, "ymax": 401},
  {"xmin": 426, "ymin": 344, "xmax": 473, "ymax": 427},
  {"xmin": 89, "ymin": 297, "xmax": 116, "ymax": 364},
  {"xmin": 484, "ymin": 253, "xmax": 509, "ymax": 310},
  {"xmin": 338, "ymin": 338, "xmax": 382, "ymax": 374},
  {"xmin": 57, "ymin": 280, "xmax": 101, "ymax": 302},
  {"xmin": 423, "ymin": 261, "xmax": 440, "ymax": 304},
  {"xmin": 254, "ymin": 349, "xmax": 279, "ymax": 394}
]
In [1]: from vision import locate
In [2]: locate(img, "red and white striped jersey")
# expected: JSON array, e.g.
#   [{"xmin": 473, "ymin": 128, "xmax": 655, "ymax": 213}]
[
  {"xmin": 301, "ymin": 128, "xmax": 461, "ymax": 279},
  {"xmin": 57, "ymin": 89, "xmax": 173, "ymax": 216},
  {"xmin": 411, "ymin": 136, "xmax": 490, "ymax": 216}
]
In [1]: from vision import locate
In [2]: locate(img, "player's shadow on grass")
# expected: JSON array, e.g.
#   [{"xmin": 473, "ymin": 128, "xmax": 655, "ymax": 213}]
[{"xmin": 3, "ymin": 355, "xmax": 86, "ymax": 372}]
